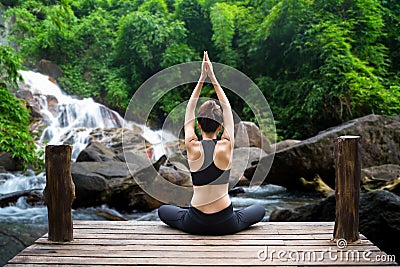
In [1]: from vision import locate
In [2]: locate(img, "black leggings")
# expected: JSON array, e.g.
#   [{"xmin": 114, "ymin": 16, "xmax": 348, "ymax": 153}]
[{"xmin": 158, "ymin": 203, "xmax": 266, "ymax": 235}]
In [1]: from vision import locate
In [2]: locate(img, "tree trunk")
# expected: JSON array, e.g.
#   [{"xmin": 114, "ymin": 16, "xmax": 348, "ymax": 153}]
[
  {"xmin": 43, "ymin": 145, "xmax": 75, "ymax": 242},
  {"xmin": 333, "ymin": 136, "xmax": 361, "ymax": 243}
]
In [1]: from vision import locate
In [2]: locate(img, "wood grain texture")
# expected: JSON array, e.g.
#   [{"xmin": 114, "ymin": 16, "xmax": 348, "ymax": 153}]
[
  {"xmin": 333, "ymin": 136, "xmax": 361, "ymax": 243},
  {"xmin": 6, "ymin": 221, "xmax": 396, "ymax": 266},
  {"xmin": 43, "ymin": 145, "xmax": 75, "ymax": 242}
]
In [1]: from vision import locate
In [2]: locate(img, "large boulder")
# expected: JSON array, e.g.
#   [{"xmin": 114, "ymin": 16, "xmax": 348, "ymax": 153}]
[
  {"xmin": 245, "ymin": 115, "xmax": 400, "ymax": 189},
  {"xmin": 234, "ymin": 121, "xmax": 272, "ymax": 153},
  {"xmin": 76, "ymin": 141, "xmax": 119, "ymax": 162},
  {"xmin": 230, "ymin": 147, "xmax": 267, "ymax": 187},
  {"xmin": 71, "ymin": 161, "xmax": 131, "ymax": 207},
  {"xmin": 71, "ymin": 156, "xmax": 180, "ymax": 211},
  {"xmin": 270, "ymin": 190, "xmax": 400, "ymax": 261},
  {"xmin": 270, "ymin": 139, "xmax": 301, "ymax": 152}
]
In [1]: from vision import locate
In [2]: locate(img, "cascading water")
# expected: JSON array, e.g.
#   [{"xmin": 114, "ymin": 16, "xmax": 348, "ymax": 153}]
[
  {"xmin": 19, "ymin": 70, "xmax": 176, "ymax": 160},
  {"xmin": 0, "ymin": 70, "xmax": 178, "ymax": 223}
]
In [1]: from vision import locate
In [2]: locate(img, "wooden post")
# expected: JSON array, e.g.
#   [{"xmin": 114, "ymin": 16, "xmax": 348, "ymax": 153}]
[
  {"xmin": 333, "ymin": 136, "xmax": 361, "ymax": 243},
  {"xmin": 43, "ymin": 145, "xmax": 75, "ymax": 242}
]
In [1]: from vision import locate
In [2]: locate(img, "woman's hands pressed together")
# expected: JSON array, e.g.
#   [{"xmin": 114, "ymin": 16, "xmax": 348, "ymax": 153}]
[{"xmin": 200, "ymin": 51, "xmax": 217, "ymax": 83}]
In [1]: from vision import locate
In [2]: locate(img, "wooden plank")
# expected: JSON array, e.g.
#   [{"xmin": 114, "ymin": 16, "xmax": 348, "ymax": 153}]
[
  {"xmin": 8, "ymin": 254, "xmax": 397, "ymax": 266},
  {"xmin": 26, "ymin": 244, "xmax": 382, "ymax": 252},
  {"xmin": 34, "ymin": 237, "xmax": 285, "ymax": 246},
  {"xmin": 44, "ymin": 233, "xmax": 336, "ymax": 240},
  {"xmin": 18, "ymin": 248, "xmax": 386, "ymax": 258},
  {"xmin": 8, "ymin": 221, "xmax": 395, "ymax": 266},
  {"xmin": 72, "ymin": 220, "xmax": 335, "ymax": 227}
]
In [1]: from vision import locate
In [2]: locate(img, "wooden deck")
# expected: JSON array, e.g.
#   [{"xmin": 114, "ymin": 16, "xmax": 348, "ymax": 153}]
[{"xmin": 6, "ymin": 221, "xmax": 397, "ymax": 266}]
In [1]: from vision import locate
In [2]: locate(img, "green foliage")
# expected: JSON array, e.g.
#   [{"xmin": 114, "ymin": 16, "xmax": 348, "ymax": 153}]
[
  {"xmin": 2, "ymin": 0, "xmax": 400, "ymax": 141},
  {"xmin": 0, "ymin": 44, "xmax": 41, "ymax": 169}
]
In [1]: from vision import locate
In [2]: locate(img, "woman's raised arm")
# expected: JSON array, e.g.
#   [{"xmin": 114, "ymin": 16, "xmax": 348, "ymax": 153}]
[
  {"xmin": 184, "ymin": 52, "xmax": 207, "ymax": 145},
  {"xmin": 204, "ymin": 52, "xmax": 234, "ymax": 144}
]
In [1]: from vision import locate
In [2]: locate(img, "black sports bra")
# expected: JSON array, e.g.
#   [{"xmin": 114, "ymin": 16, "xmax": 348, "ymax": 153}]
[{"xmin": 190, "ymin": 139, "xmax": 230, "ymax": 186}]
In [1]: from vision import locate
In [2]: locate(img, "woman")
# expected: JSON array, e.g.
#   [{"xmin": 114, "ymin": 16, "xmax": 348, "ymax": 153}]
[{"xmin": 158, "ymin": 51, "xmax": 265, "ymax": 235}]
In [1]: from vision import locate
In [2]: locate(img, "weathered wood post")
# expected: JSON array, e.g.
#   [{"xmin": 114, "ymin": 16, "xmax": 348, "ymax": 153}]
[
  {"xmin": 43, "ymin": 145, "xmax": 75, "ymax": 242},
  {"xmin": 333, "ymin": 136, "xmax": 361, "ymax": 243}
]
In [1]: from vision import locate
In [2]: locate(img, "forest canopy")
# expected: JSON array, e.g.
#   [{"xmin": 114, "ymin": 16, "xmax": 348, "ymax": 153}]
[{"xmin": 2, "ymin": 0, "xmax": 399, "ymax": 139}]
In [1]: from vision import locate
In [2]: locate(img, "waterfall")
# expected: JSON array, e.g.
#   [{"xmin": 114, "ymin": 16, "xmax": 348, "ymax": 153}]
[{"xmin": 19, "ymin": 70, "xmax": 177, "ymax": 160}]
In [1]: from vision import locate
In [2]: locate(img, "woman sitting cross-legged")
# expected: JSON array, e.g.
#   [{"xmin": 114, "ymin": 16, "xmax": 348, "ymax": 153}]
[{"xmin": 158, "ymin": 51, "xmax": 265, "ymax": 235}]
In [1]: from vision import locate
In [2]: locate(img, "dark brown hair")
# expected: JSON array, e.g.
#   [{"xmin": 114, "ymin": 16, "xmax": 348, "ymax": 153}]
[{"xmin": 197, "ymin": 100, "xmax": 223, "ymax": 133}]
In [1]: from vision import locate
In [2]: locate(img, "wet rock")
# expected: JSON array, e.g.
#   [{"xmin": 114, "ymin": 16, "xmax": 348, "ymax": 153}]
[{"xmin": 245, "ymin": 115, "xmax": 400, "ymax": 189}]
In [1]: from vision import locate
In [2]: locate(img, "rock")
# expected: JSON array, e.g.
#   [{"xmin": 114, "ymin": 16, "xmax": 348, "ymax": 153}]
[
  {"xmin": 245, "ymin": 114, "xmax": 400, "ymax": 189},
  {"xmin": 103, "ymin": 176, "xmax": 163, "ymax": 212},
  {"xmin": 89, "ymin": 127, "xmax": 145, "ymax": 155},
  {"xmin": 167, "ymin": 149, "xmax": 189, "ymax": 169},
  {"xmin": 228, "ymin": 187, "xmax": 245, "ymax": 196},
  {"xmin": 72, "ymin": 161, "xmax": 142, "ymax": 180},
  {"xmin": 0, "ymin": 152, "xmax": 23, "ymax": 172},
  {"xmin": 269, "ymin": 190, "xmax": 400, "ymax": 261},
  {"xmin": 234, "ymin": 121, "xmax": 272, "ymax": 153},
  {"xmin": 71, "ymin": 164, "xmax": 108, "ymax": 207},
  {"xmin": 358, "ymin": 191, "xmax": 400, "ymax": 258},
  {"xmin": 362, "ymin": 164, "xmax": 400, "ymax": 181},
  {"xmin": 102, "ymin": 157, "xmax": 167, "ymax": 212},
  {"xmin": 159, "ymin": 165, "xmax": 191, "ymax": 187},
  {"xmin": 46, "ymin": 95, "xmax": 59, "ymax": 117},
  {"xmin": 230, "ymin": 147, "xmax": 267, "ymax": 187},
  {"xmin": 0, "ymin": 222, "xmax": 47, "ymax": 266},
  {"xmin": 236, "ymin": 176, "xmax": 250, "ymax": 186},
  {"xmin": 269, "ymin": 194, "xmax": 335, "ymax": 222},
  {"xmin": 71, "ymin": 156, "xmax": 163, "ymax": 210},
  {"xmin": 116, "ymin": 151, "xmax": 150, "ymax": 168},
  {"xmin": 15, "ymin": 89, "xmax": 42, "ymax": 119},
  {"xmin": 30, "ymin": 120, "xmax": 46, "ymax": 141},
  {"xmin": 76, "ymin": 141, "xmax": 119, "ymax": 162},
  {"xmin": 270, "ymin": 139, "xmax": 301, "ymax": 152},
  {"xmin": 36, "ymin": 59, "xmax": 63, "ymax": 79}
]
